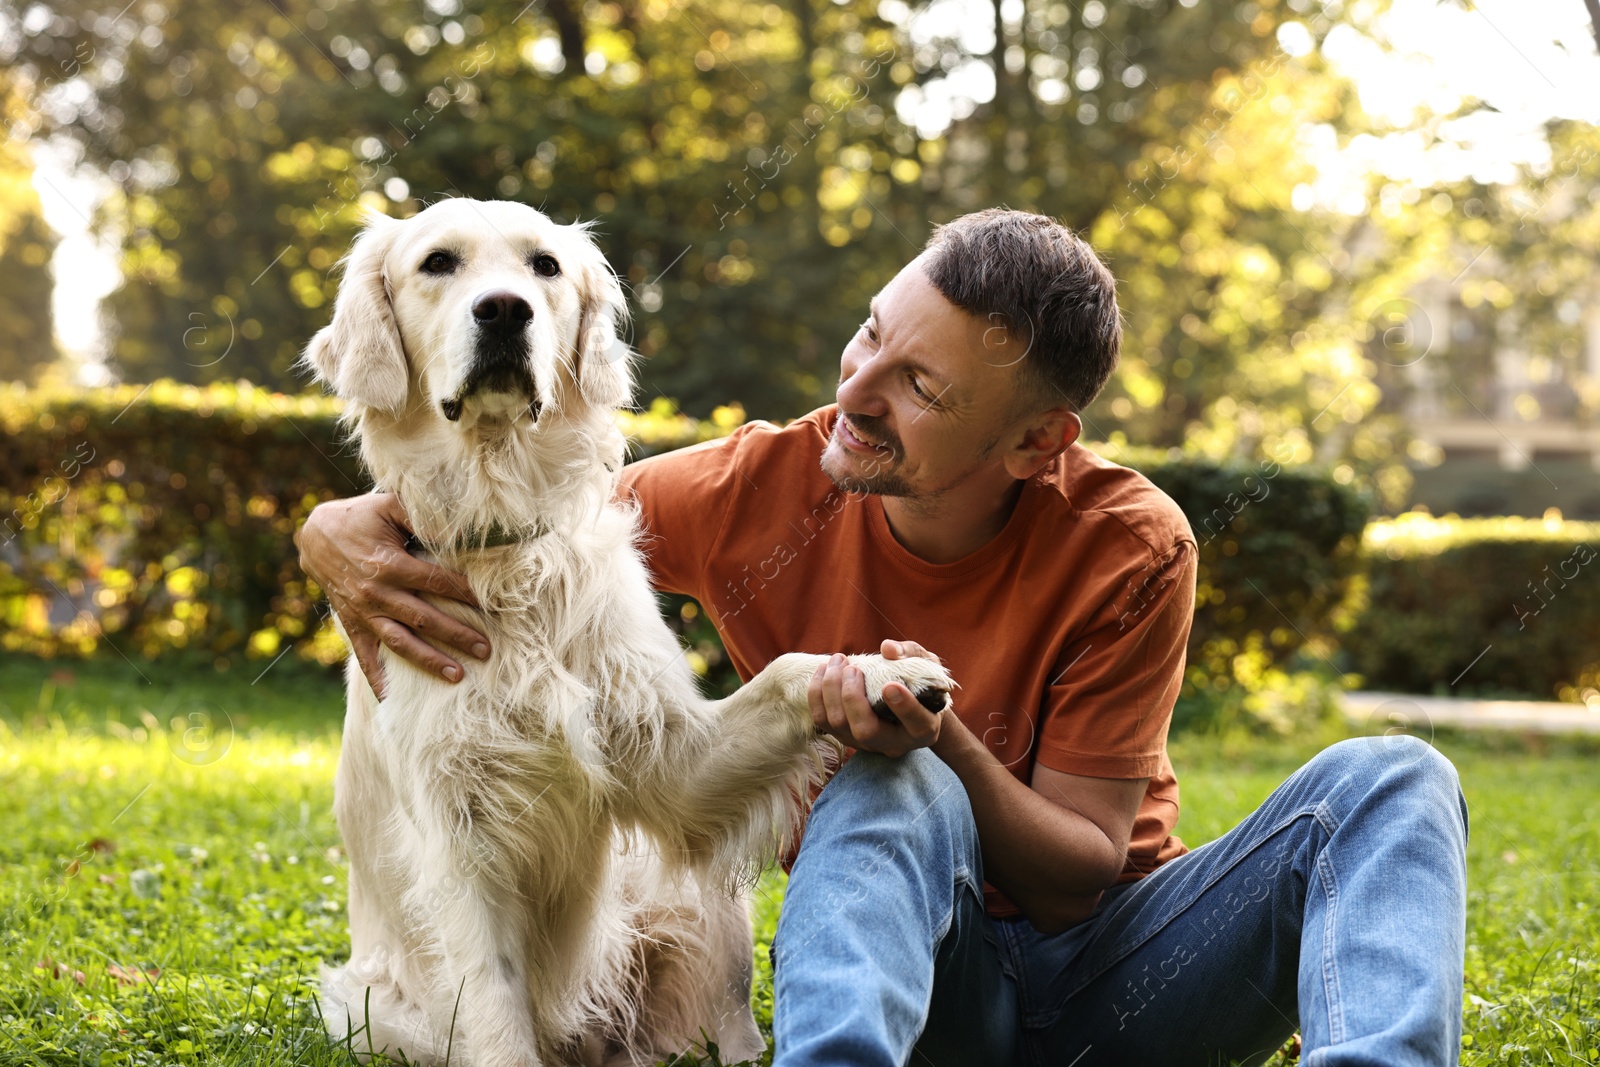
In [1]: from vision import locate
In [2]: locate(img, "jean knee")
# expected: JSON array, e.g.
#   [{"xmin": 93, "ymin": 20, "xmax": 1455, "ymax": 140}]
[
  {"xmin": 813, "ymin": 748, "xmax": 975, "ymax": 848},
  {"xmin": 1345, "ymin": 733, "xmax": 1457, "ymax": 785},
  {"xmin": 1318, "ymin": 736, "xmax": 1467, "ymax": 836},
  {"xmin": 864, "ymin": 747, "xmax": 966, "ymax": 810},
  {"xmin": 1407, "ymin": 742, "xmax": 1468, "ymax": 839}
]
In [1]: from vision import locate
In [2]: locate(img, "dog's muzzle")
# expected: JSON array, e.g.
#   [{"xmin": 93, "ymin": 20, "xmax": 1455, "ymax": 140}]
[{"xmin": 442, "ymin": 289, "xmax": 541, "ymax": 422}]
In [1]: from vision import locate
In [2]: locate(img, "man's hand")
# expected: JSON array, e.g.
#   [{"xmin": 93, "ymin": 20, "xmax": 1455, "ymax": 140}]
[
  {"xmin": 807, "ymin": 640, "xmax": 944, "ymax": 757},
  {"xmin": 295, "ymin": 493, "xmax": 489, "ymax": 698}
]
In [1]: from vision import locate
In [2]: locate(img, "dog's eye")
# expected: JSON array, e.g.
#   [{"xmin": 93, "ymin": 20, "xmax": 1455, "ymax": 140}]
[
  {"xmin": 531, "ymin": 253, "xmax": 561, "ymax": 278},
  {"xmin": 420, "ymin": 250, "xmax": 459, "ymax": 275}
]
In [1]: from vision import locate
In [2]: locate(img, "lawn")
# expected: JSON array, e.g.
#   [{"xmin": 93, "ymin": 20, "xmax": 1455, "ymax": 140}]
[{"xmin": 0, "ymin": 657, "xmax": 1595, "ymax": 1066}]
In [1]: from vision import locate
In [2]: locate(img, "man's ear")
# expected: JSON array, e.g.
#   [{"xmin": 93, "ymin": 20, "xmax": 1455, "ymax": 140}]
[
  {"xmin": 573, "ymin": 245, "xmax": 634, "ymax": 409},
  {"xmin": 302, "ymin": 213, "xmax": 409, "ymax": 414},
  {"xmin": 1002, "ymin": 406, "xmax": 1082, "ymax": 480}
]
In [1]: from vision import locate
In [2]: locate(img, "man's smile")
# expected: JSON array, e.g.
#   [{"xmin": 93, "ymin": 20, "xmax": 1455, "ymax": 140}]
[
  {"xmin": 837, "ymin": 416, "xmax": 880, "ymax": 454},
  {"xmin": 837, "ymin": 414, "xmax": 899, "ymax": 459}
]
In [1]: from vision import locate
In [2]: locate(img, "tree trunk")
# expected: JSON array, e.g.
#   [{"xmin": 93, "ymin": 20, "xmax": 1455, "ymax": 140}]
[{"xmin": 546, "ymin": 0, "xmax": 587, "ymax": 72}]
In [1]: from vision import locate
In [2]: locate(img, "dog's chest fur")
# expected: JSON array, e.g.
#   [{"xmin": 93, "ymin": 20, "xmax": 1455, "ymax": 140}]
[{"xmin": 375, "ymin": 504, "xmax": 680, "ymax": 839}]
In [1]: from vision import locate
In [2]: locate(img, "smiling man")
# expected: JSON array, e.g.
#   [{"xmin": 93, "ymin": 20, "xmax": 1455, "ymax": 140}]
[{"xmin": 297, "ymin": 208, "xmax": 1469, "ymax": 1066}]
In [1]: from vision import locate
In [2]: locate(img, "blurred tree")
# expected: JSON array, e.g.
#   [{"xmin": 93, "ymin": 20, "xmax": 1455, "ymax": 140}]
[
  {"xmin": 895, "ymin": 0, "xmax": 1306, "ymax": 226},
  {"xmin": 9, "ymin": 0, "xmax": 921, "ymax": 411},
  {"xmin": 1089, "ymin": 47, "xmax": 1462, "ymax": 508},
  {"xmin": 13, "ymin": 0, "xmax": 1510, "ymax": 512},
  {"xmin": 1442, "ymin": 121, "xmax": 1600, "ymax": 422},
  {"xmin": 0, "ymin": 70, "xmax": 57, "ymax": 383},
  {"xmin": 7, "ymin": 0, "xmax": 417, "ymax": 388},
  {"xmin": 10, "ymin": 0, "xmax": 1397, "ymax": 422}
]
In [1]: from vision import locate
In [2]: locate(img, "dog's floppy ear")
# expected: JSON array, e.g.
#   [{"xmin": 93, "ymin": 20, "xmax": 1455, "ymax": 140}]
[
  {"xmin": 303, "ymin": 213, "xmax": 409, "ymax": 414},
  {"xmin": 574, "ymin": 244, "xmax": 634, "ymax": 409}
]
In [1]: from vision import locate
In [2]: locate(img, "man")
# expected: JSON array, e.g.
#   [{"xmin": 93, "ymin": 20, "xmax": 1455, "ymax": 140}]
[{"xmin": 297, "ymin": 209, "xmax": 1468, "ymax": 1066}]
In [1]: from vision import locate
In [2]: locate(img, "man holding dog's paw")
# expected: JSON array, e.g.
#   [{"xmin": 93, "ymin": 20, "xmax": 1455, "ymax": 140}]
[{"xmin": 299, "ymin": 209, "xmax": 1469, "ymax": 1066}]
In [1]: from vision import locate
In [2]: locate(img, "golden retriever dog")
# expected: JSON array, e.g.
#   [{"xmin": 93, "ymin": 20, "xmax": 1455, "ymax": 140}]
[{"xmin": 303, "ymin": 198, "xmax": 952, "ymax": 1067}]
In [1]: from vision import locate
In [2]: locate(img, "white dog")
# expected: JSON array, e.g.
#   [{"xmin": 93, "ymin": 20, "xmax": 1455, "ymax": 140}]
[{"xmin": 303, "ymin": 198, "xmax": 952, "ymax": 1067}]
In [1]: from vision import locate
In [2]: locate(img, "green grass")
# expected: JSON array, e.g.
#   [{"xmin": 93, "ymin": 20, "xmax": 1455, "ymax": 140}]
[{"xmin": 1, "ymin": 657, "xmax": 1596, "ymax": 1066}]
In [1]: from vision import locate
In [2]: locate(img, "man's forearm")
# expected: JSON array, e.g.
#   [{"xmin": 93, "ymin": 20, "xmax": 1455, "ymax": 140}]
[{"xmin": 931, "ymin": 713, "xmax": 1125, "ymax": 932}]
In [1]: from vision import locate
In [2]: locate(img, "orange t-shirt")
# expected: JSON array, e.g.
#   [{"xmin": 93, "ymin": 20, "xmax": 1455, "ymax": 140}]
[{"xmin": 619, "ymin": 406, "xmax": 1196, "ymax": 917}]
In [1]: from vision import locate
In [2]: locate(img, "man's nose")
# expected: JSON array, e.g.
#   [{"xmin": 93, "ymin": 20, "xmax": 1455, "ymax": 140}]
[
  {"xmin": 836, "ymin": 354, "xmax": 889, "ymax": 416},
  {"xmin": 472, "ymin": 290, "xmax": 533, "ymax": 335}
]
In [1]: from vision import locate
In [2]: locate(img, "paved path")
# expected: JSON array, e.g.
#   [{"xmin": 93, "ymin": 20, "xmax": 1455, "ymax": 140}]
[{"xmin": 1342, "ymin": 691, "xmax": 1600, "ymax": 735}]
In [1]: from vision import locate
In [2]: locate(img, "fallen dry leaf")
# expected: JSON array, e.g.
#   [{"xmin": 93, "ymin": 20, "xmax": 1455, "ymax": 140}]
[
  {"xmin": 36, "ymin": 957, "xmax": 86, "ymax": 986},
  {"xmin": 107, "ymin": 963, "xmax": 160, "ymax": 986}
]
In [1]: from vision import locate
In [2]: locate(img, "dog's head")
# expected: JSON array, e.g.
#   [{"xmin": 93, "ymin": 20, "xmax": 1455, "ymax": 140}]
[{"xmin": 304, "ymin": 199, "xmax": 632, "ymax": 429}]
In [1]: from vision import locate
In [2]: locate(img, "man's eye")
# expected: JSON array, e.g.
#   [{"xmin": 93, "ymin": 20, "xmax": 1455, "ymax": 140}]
[
  {"xmin": 861, "ymin": 321, "xmax": 879, "ymax": 344},
  {"xmin": 420, "ymin": 250, "xmax": 458, "ymax": 275},
  {"xmin": 531, "ymin": 253, "xmax": 561, "ymax": 278},
  {"xmin": 909, "ymin": 374, "xmax": 934, "ymax": 403}
]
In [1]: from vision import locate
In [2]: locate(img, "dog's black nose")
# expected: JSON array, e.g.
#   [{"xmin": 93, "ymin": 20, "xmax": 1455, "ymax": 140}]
[{"xmin": 472, "ymin": 290, "xmax": 533, "ymax": 333}]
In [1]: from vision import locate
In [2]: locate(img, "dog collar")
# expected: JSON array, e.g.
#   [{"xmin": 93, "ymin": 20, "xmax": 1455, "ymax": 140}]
[{"xmin": 415, "ymin": 521, "xmax": 550, "ymax": 553}]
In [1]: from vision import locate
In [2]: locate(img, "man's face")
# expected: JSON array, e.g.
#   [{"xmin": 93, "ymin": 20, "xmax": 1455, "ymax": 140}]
[{"xmin": 821, "ymin": 255, "xmax": 1037, "ymax": 502}]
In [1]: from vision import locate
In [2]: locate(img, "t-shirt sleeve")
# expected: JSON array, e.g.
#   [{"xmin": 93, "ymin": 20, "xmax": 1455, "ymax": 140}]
[
  {"xmin": 1034, "ymin": 538, "xmax": 1197, "ymax": 779},
  {"xmin": 617, "ymin": 431, "xmax": 752, "ymax": 600}
]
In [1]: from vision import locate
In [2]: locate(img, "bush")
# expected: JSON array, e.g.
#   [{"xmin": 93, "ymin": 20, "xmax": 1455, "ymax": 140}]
[
  {"xmin": 1345, "ymin": 512, "xmax": 1600, "ymax": 701},
  {"xmin": 1096, "ymin": 445, "xmax": 1371, "ymax": 732},
  {"xmin": 0, "ymin": 381, "xmax": 355, "ymax": 665}
]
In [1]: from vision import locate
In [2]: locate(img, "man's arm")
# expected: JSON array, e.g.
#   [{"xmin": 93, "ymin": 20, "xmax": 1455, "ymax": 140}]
[
  {"xmin": 299, "ymin": 428, "xmax": 750, "ymax": 696},
  {"xmin": 296, "ymin": 492, "xmax": 489, "ymax": 698},
  {"xmin": 816, "ymin": 538, "xmax": 1196, "ymax": 932},
  {"xmin": 936, "ymin": 717, "xmax": 1146, "ymax": 932},
  {"xmin": 810, "ymin": 639, "xmax": 1145, "ymax": 934}
]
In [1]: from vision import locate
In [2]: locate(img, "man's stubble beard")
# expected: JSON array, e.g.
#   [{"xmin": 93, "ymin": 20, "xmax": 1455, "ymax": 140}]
[
  {"xmin": 820, "ymin": 441, "xmax": 998, "ymax": 515},
  {"xmin": 820, "ymin": 448, "xmax": 918, "ymax": 499},
  {"xmin": 821, "ymin": 412, "xmax": 1007, "ymax": 513}
]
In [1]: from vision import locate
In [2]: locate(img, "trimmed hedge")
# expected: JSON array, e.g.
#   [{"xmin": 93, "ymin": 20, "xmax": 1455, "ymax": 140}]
[
  {"xmin": 1119, "ymin": 447, "xmax": 1370, "ymax": 678},
  {"xmin": 1107, "ymin": 446, "xmax": 1370, "ymax": 730},
  {"xmin": 1, "ymin": 381, "xmax": 356, "ymax": 666},
  {"xmin": 2, "ymin": 385, "xmax": 1370, "ymax": 712},
  {"xmin": 1345, "ymin": 513, "xmax": 1600, "ymax": 702}
]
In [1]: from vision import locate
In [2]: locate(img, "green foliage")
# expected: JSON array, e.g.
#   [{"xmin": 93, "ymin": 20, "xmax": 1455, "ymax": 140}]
[
  {"xmin": 0, "ymin": 381, "xmax": 359, "ymax": 665},
  {"xmin": 0, "ymin": 205, "xmax": 54, "ymax": 385},
  {"xmin": 1137, "ymin": 449, "xmax": 1371, "ymax": 664},
  {"xmin": 1090, "ymin": 47, "xmax": 1429, "ymax": 499},
  {"xmin": 3, "ymin": 661, "xmax": 1597, "ymax": 1065},
  {"xmin": 1381, "ymin": 122, "xmax": 1600, "ymax": 428},
  {"xmin": 7, "ymin": 0, "xmax": 1453, "ymax": 488},
  {"xmin": 1345, "ymin": 512, "xmax": 1600, "ymax": 701},
  {"xmin": 6, "ymin": 0, "xmax": 1597, "ymax": 522}
]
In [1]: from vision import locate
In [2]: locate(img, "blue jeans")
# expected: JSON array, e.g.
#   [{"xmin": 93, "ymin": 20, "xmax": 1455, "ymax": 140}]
[{"xmin": 770, "ymin": 737, "xmax": 1469, "ymax": 1067}]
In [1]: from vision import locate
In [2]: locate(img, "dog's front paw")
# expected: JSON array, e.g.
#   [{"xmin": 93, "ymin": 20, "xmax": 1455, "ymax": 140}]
[{"xmin": 848, "ymin": 654, "xmax": 954, "ymax": 722}]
